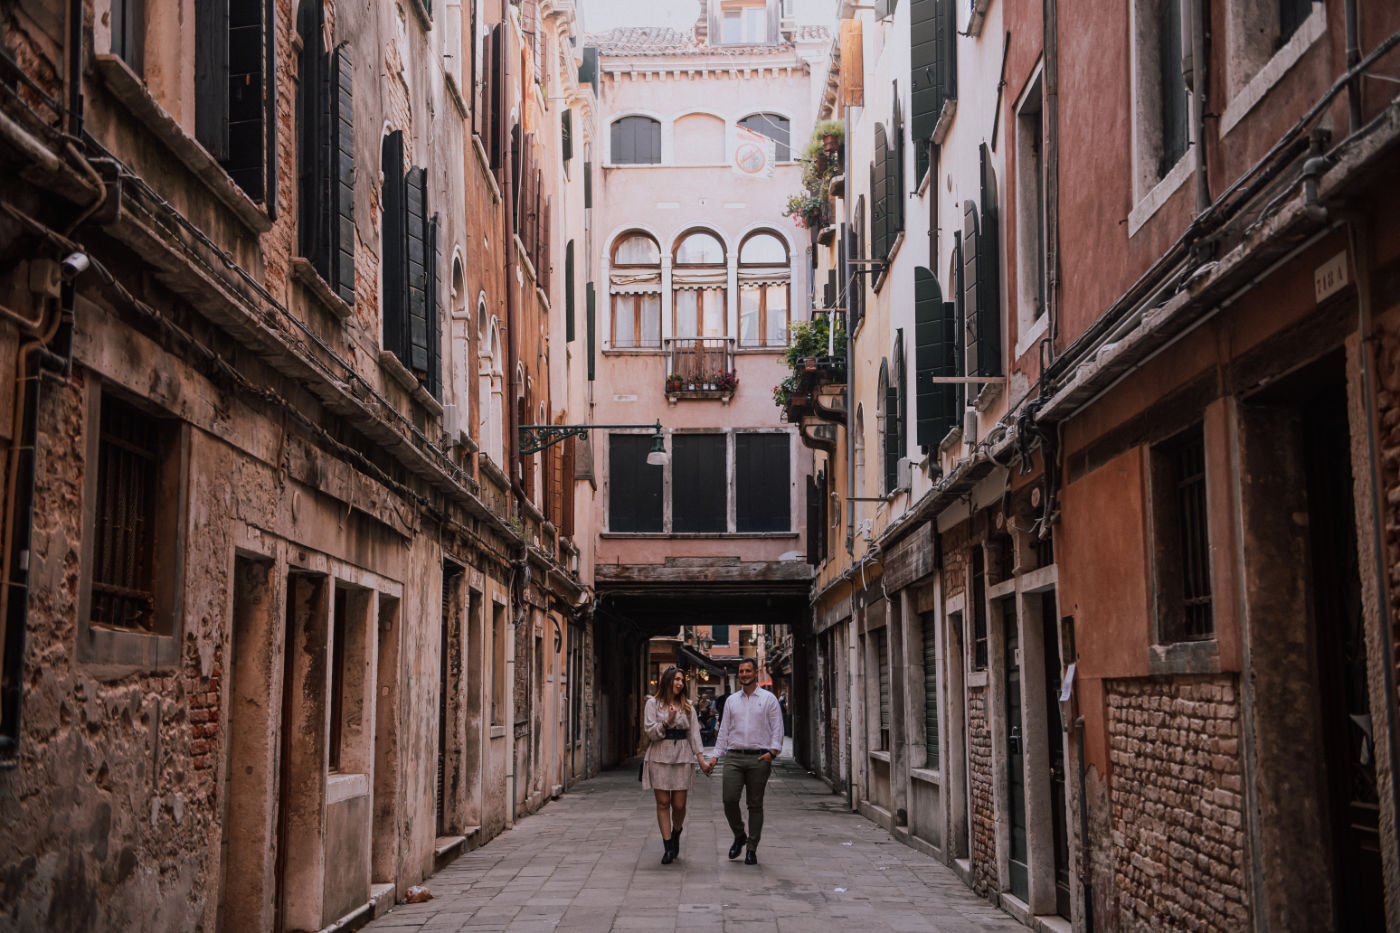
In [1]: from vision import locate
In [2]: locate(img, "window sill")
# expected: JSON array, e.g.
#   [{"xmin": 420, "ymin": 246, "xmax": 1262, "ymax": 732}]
[
  {"xmin": 445, "ymin": 73, "xmax": 469, "ymax": 121},
  {"xmin": 910, "ymin": 767, "xmax": 941, "ymax": 787},
  {"xmin": 666, "ymin": 390, "xmax": 734, "ymax": 404},
  {"xmin": 471, "ymin": 135, "xmax": 502, "ymax": 204},
  {"xmin": 868, "ymin": 749, "xmax": 892, "ymax": 764},
  {"xmin": 603, "ymin": 346, "xmax": 665, "ymax": 354},
  {"xmin": 79, "ymin": 626, "xmax": 179, "ymax": 676},
  {"xmin": 1127, "ymin": 151, "xmax": 1193, "ymax": 237},
  {"xmin": 1220, "ymin": 6, "xmax": 1326, "ymax": 137},
  {"xmin": 1014, "ymin": 309, "xmax": 1049, "ymax": 361},
  {"xmin": 932, "ymin": 99, "xmax": 957, "ymax": 146},
  {"xmin": 291, "ymin": 258, "xmax": 353, "ymax": 321},
  {"xmin": 973, "ymin": 379, "xmax": 1003, "ymax": 413},
  {"xmin": 872, "ymin": 232, "xmax": 904, "ymax": 293},
  {"xmin": 94, "ymin": 53, "xmax": 271, "ymax": 235},
  {"xmin": 967, "ymin": 670, "xmax": 988, "ymax": 688},
  {"xmin": 326, "ymin": 772, "xmax": 370, "ymax": 803},
  {"xmin": 600, "ymin": 531, "xmax": 799, "ymax": 539},
  {"xmin": 406, "ymin": 0, "xmax": 432, "ymax": 31},
  {"xmin": 1148, "ymin": 637, "xmax": 1220, "ymax": 676},
  {"xmin": 938, "ymin": 425, "xmax": 964, "ymax": 454},
  {"xmin": 379, "ymin": 349, "xmax": 420, "ymax": 393}
]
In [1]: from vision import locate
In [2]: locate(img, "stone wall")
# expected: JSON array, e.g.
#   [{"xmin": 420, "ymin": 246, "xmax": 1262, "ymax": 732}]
[
  {"xmin": 1105, "ymin": 675, "xmax": 1249, "ymax": 931},
  {"xmin": 967, "ymin": 685, "xmax": 997, "ymax": 898}
]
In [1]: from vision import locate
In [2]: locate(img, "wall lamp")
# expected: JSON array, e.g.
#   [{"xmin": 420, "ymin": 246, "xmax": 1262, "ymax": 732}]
[{"xmin": 518, "ymin": 420, "xmax": 669, "ymax": 466}]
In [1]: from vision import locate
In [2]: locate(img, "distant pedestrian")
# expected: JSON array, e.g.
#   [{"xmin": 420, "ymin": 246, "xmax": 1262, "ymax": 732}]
[
  {"xmin": 642, "ymin": 667, "xmax": 711, "ymax": 864},
  {"xmin": 710, "ymin": 658, "xmax": 784, "ymax": 865}
]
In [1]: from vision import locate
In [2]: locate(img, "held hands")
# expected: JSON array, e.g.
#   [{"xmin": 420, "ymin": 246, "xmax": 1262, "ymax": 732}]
[{"xmin": 699, "ymin": 755, "xmax": 715, "ymax": 776}]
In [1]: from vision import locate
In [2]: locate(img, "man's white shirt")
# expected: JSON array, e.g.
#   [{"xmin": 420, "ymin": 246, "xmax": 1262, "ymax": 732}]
[{"xmin": 713, "ymin": 686, "xmax": 784, "ymax": 758}]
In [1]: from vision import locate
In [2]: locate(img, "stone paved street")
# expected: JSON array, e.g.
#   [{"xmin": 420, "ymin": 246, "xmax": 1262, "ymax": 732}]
[{"xmin": 364, "ymin": 750, "xmax": 1023, "ymax": 933}]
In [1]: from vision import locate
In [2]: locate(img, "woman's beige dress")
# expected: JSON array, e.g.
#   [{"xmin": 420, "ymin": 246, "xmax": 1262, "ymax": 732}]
[{"xmin": 642, "ymin": 697, "xmax": 704, "ymax": 791}]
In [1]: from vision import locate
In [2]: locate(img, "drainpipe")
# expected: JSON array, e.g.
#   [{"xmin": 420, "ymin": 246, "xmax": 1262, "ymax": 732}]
[
  {"xmin": 502, "ymin": 0, "xmax": 525, "ymax": 516},
  {"xmin": 843, "ymin": 107, "xmax": 855, "ymax": 555},
  {"xmin": 1344, "ymin": 0, "xmax": 1362, "ymax": 132},
  {"xmin": 1349, "ymin": 215, "xmax": 1400, "ymax": 885},
  {"xmin": 1188, "ymin": 0, "xmax": 1211, "ymax": 214},
  {"xmin": 1041, "ymin": 0, "xmax": 1060, "ymax": 363},
  {"xmin": 1075, "ymin": 716, "xmax": 1094, "ymax": 933}
]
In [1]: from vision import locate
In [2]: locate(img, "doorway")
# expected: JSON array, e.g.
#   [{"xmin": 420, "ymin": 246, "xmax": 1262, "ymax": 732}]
[
  {"xmin": 1002, "ymin": 597, "xmax": 1029, "ymax": 902},
  {"xmin": 1040, "ymin": 592, "xmax": 1071, "ymax": 919}
]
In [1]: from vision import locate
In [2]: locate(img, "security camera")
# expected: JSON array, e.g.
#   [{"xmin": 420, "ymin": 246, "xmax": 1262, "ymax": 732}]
[{"xmin": 59, "ymin": 251, "xmax": 90, "ymax": 281}]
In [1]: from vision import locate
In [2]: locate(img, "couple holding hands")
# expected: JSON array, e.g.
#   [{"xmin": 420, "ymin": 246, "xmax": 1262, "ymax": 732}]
[{"xmin": 641, "ymin": 658, "xmax": 785, "ymax": 866}]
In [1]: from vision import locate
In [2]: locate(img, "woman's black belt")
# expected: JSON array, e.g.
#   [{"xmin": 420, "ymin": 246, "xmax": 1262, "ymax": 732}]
[{"xmin": 662, "ymin": 727, "xmax": 689, "ymax": 740}]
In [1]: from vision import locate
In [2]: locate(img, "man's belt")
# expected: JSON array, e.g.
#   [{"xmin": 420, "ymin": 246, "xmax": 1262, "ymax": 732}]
[{"xmin": 731, "ymin": 748, "xmax": 771, "ymax": 754}]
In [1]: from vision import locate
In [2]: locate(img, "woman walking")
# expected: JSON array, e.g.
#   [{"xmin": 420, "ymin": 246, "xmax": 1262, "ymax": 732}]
[{"xmin": 642, "ymin": 666, "xmax": 711, "ymax": 864}]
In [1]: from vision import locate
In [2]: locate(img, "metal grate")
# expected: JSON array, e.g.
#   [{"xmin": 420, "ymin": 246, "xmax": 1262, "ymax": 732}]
[
  {"xmin": 875, "ymin": 628, "xmax": 890, "ymax": 751},
  {"xmin": 1172, "ymin": 428, "xmax": 1213, "ymax": 639},
  {"xmin": 90, "ymin": 396, "xmax": 159, "ymax": 632}
]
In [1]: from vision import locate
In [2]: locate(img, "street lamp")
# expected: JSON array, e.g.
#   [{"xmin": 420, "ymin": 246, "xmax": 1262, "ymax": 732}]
[{"xmin": 518, "ymin": 419, "xmax": 669, "ymax": 466}]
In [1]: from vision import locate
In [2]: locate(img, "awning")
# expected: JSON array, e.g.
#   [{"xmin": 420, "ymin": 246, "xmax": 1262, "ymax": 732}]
[{"xmin": 677, "ymin": 644, "xmax": 734, "ymax": 677}]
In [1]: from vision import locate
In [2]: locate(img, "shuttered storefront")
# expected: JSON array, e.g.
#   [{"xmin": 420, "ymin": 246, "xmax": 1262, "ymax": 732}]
[{"xmin": 923, "ymin": 614, "xmax": 939, "ymax": 768}]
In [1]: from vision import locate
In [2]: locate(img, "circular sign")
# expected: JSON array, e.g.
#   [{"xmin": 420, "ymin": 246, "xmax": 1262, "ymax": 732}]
[{"xmin": 735, "ymin": 142, "xmax": 769, "ymax": 176}]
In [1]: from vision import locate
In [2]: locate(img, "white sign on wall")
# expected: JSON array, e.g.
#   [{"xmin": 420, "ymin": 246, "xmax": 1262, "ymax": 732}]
[{"xmin": 730, "ymin": 125, "xmax": 776, "ymax": 179}]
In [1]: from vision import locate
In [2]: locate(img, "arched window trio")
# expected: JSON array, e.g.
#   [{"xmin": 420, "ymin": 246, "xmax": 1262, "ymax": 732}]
[
  {"xmin": 607, "ymin": 229, "xmax": 791, "ymax": 350},
  {"xmin": 609, "ymin": 112, "xmax": 791, "ymax": 165}
]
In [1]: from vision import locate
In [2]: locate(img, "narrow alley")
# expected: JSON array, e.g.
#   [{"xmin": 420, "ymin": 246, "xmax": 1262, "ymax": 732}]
[{"xmin": 364, "ymin": 748, "xmax": 1022, "ymax": 933}]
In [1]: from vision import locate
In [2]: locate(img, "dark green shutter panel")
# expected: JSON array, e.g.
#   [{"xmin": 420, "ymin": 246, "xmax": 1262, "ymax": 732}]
[
  {"xmin": 195, "ymin": 0, "xmax": 230, "ymax": 160},
  {"xmin": 922, "ymin": 615, "xmax": 939, "ymax": 768},
  {"xmin": 585, "ymin": 282, "xmax": 596, "ymax": 381},
  {"xmin": 608, "ymin": 434, "xmax": 662, "ymax": 532},
  {"xmin": 895, "ymin": 329, "xmax": 907, "ymax": 457},
  {"xmin": 381, "ymin": 132, "xmax": 407, "ymax": 360},
  {"xmin": 890, "ymin": 107, "xmax": 904, "ymax": 237},
  {"xmin": 673, "ymin": 435, "xmax": 726, "ymax": 533},
  {"xmin": 331, "ymin": 45, "xmax": 356, "ymax": 305},
  {"xmin": 406, "ymin": 167, "xmax": 429, "ymax": 373},
  {"xmin": 297, "ymin": 2, "xmax": 326, "ymax": 269},
  {"xmin": 427, "ymin": 214, "xmax": 441, "ymax": 397},
  {"xmin": 877, "ymin": 629, "xmax": 890, "ymax": 735},
  {"xmin": 872, "ymin": 123, "xmax": 888, "ymax": 261},
  {"xmin": 824, "ymin": 269, "xmax": 836, "ymax": 309},
  {"xmin": 225, "ymin": 0, "xmax": 267, "ymax": 200},
  {"xmin": 565, "ymin": 241, "xmax": 576, "ymax": 342},
  {"xmin": 911, "ymin": 0, "xmax": 955, "ymax": 145},
  {"xmin": 579, "ymin": 46, "xmax": 599, "ymax": 94},
  {"xmin": 976, "ymin": 144, "xmax": 1002, "ymax": 377},
  {"xmin": 583, "ymin": 161, "xmax": 592, "ymax": 208},
  {"xmin": 562, "ymin": 109, "xmax": 573, "ymax": 162},
  {"xmin": 736, "ymin": 434, "xmax": 790, "ymax": 532},
  {"xmin": 263, "ymin": 0, "xmax": 276, "ymax": 216},
  {"xmin": 915, "ymin": 268, "xmax": 958, "ymax": 446},
  {"xmin": 962, "ymin": 200, "xmax": 981, "ymax": 379},
  {"xmin": 806, "ymin": 475, "xmax": 819, "ymax": 565},
  {"xmin": 884, "ymin": 369, "xmax": 899, "ymax": 492}
]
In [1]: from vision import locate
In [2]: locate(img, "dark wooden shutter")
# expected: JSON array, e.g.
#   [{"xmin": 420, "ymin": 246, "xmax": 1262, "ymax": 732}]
[
  {"xmin": 437, "ymin": 566, "xmax": 451, "ymax": 834},
  {"xmin": 562, "ymin": 109, "xmax": 573, "ymax": 162},
  {"xmin": 895, "ymin": 329, "xmax": 907, "ymax": 461},
  {"xmin": 583, "ymin": 161, "xmax": 592, "ymax": 208},
  {"xmin": 487, "ymin": 25, "xmax": 506, "ymax": 168},
  {"xmin": 883, "ymin": 359, "xmax": 899, "ymax": 493},
  {"xmin": 540, "ymin": 196, "xmax": 552, "ymax": 290},
  {"xmin": 381, "ymin": 132, "xmax": 407, "ymax": 360},
  {"xmin": 225, "ymin": 0, "xmax": 267, "ymax": 200},
  {"xmin": 561, "ymin": 436, "xmax": 576, "ymax": 538},
  {"xmin": 806, "ymin": 475, "xmax": 819, "ymax": 565},
  {"xmin": 330, "ymin": 45, "xmax": 355, "ymax": 305},
  {"xmin": 565, "ymin": 241, "xmax": 576, "ymax": 341},
  {"xmin": 1158, "ymin": 0, "xmax": 1189, "ymax": 175},
  {"xmin": 406, "ymin": 167, "xmax": 430, "ymax": 374},
  {"xmin": 961, "ymin": 200, "xmax": 981, "ymax": 378},
  {"xmin": 890, "ymin": 102, "xmax": 904, "ymax": 237},
  {"xmin": 876, "ymin": 628, "xmax": 891, "ymax": 737},
  {"xmin": 911, "ymin": 0, "xmax": 955, "ymax": 145},
  {"xmin": 297, "ymin": 2, "xmax": 326, "ymax": 266},
  {"xmin": 112, "ymin": 0, "xmax": 145, "ymax": 70},
  {"xmin": 915, "ymin": 268, "xmax": 958, "ymax": 446},
  {"xmin": 736, "ymin": 433, "xmax": 790, "ymax": 532},
  {"xmin": 608, "ymin": 434, "xmax": 663, "ymax": 532},
  {"xmin": 426, "ymin": 214, "xmax": 441, "ymax": 397},
  {"xmin": 195, "ymin": 0, "xmax": 230, "ymax": 159},
  {"xmin": 262, "ymin": 0, "xmax": 276, "ymax": 216},
  {"xmin": 672, "ymin": 434, "xmax": 727, "ymax": 533},
  {"xmin": 976, "ymin": 144, "xmax": 1002, "ymax": 377},
  {"xmin": 872, "ymin": 122, "xmax": 888, "ymax": 261},
  {"xmin": 579, "ymin": 46, "xmax": 599, "ymax": 94},
  {"xmin": 586, "ymin": 283, "xmax": 596, "ymax": 380},
  {"xmin": 923, "ymin": 614, "xmax": 939, "ymax": 768},
  {"xmin": 824, "ymin": 269, "xmax": 836, "ymax": 310}
]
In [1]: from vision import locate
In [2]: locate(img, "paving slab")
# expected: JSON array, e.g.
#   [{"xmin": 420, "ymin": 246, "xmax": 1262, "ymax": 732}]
[{"xmin": 364, "ymin": 750, "xmax": 1027, "ymax": 933}]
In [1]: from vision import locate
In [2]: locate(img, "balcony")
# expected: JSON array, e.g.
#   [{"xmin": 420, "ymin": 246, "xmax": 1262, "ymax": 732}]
[{"xmin": 664, "ymin": 337, "xmax": 737, "ymax": 403}]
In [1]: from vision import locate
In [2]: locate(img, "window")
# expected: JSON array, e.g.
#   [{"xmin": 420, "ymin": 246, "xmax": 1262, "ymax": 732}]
[
  {"xmin": 883, "ymin": 333, "xmax": 906, "ymax": 492},
  {"xmin": 674, "ymin": 113, "xmax": 726, "ymax": 164},
  {"xmin": 673, "ymin": 231, "xmax": 727, "ymax": 338},
  {"xmin": 739, "ymin": 231, "xmax": 790, "ymax": 347},
  {"xmin": 922, "ymin": 612, "xmax": 939, "ymax": 768},
  {"xmin": 672, "ymin": 435, "xmax": 727, "ymax": 533},
  {"xmin": 738, "ymin": 113, "xmax": 791, "ymax": 161},
  {"xmin": 195, "ymin": 0, "xmax": 276, "ymax": 205},
  {"xmin": 329, "ymin": 587, "xmax": 349, "ymax": 772},
  {"xmin": 720, "ymin": 0, "xmax": 768, "ymax": 44},
  {"xmin": 971, "ymin": 546, "xmax": 988, "ymax": 670},
  {"xmin": 911, "ymin": 0, "xmax": 957, "ymax": 182},
  {"xmin": 610, "ymin": 116, "xmax": 661, "ymax": 164},
  {"xmin": 380, "ymin": 132, "xmax": 442, "ymax": 394},
  {"xmin": 561, "ymin": 108, "xmax": 573, "ymax": 162},
  {"xmin": 963, "ymin": 145, "xmax": 1003, "ymax": 380},
  {"xmin": 1157, "ymin": 0, "xmax": 1190, "ymax": 177},
  {"xmin": 1151, "ymin": 423, "xmax": 1213, "ymax": 642},
  {"xmin": 565, "ymin": 240, "xmax": 576, "ymax": 342},
  {"xmin": 915, "ymin": 267, "xmax": 959, "ymax": 447},
  {"xmin": 608, "ymin": 434, "xmax": 664, "ymax": 532},
  {"xmin": 736, "ymin": 433, "xmax": 790, "ymax": 532},
  {"xmin": 491, "ymin": 602, "xmax": 506, "ymax": 725},
  {"xmin": 1130, "ymin": 0, "xmax": 1192, "ymax": 196},
  {"xmin": 297, "ymin": 6, "xmax": 355, "ymax": 305},
  {"xmin": 110, "ymin": 0, "xmax": 145, "ymax": 71},
  {"xmin": 610, "ymin": 232, "xmax": 662, "ymax": 348},
  {"xmin": 1015, "ymin": 75, "xmax": 1046, "ymax": 328},
  {"xmin": 712, "ymin": 625, "xmax": 731, "ymax": 646},
  {"xmin": 1221, "ymin": 0, "xmax": 1325, "ymax": 134},
  {"xmin": 875, "ymin": 628, "xmax": 891, "ymax": 751}
]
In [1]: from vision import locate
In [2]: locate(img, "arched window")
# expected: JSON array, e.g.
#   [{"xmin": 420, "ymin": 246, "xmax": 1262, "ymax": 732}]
[
  {"xmin": 672, "ymin": 230, "xmax": 727, "ymax": 338},
  {"xmin": 674, "ymin": 113, "xmax": 726, "ymax": 164},
  {"xmin": 738, "ymin": 113, "xmax": 791, "ymax": 161},
  {"xmin": 479, "ymin": 311, "xmax": 504, "ymax": 465},
  {"xmin": 610, "ymin": 232, "xmax": 662, "ymax": 348},
  {"xmin": 738, "ymin": 230, "xmax": 790, "ymax": 346},
  {"xmin": 610, "ymin": 116, "xmax": 661, "ymax": 164}
]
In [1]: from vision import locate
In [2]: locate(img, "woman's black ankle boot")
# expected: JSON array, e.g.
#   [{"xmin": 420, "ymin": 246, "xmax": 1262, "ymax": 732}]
[
  {"xmin": 661, "ymin": 833, "xmax": 676, "ymax": 864},
  {"xmin": 670, "ymin": 827, "xmax": 683, "ymax": 857}
]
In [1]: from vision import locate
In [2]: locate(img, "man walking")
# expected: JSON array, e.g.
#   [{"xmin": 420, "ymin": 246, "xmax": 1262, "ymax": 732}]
[{"xmin": 711, "ymin": 659, "xmax": 784, "ymax": 865}]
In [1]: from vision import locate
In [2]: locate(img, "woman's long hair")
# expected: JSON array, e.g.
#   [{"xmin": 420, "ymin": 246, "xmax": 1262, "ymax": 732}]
[{"xmin": 651, "ymin": 666, "xmax": 692, "ymax": 714}]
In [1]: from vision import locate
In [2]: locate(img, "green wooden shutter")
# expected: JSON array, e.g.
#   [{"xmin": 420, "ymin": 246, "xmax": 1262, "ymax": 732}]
[
  {"xmin": 923, "ymin": 615, "xmax": 939, "ymax": 768},
  {"xmin": 976, "ymin": 144, "xmax": 1002, "ymax": 377},
  {"xmin": 562, "ymin": 109, "xmax": 573, "ymax": 162},
  {"xmin": 406, "ymin": 167, "xmax": 430, "ymax": 374},
  {"xmin": 872, "ymin": 122, "xmax": 888, "ymax": 261},
  {"xmin": 195, "ymin": 0, "xmax": 229, "ymax": 160},
  {"xmin": 583, "ymin": 161, "xmax": 592, "ymax": 208},
  {"xmin": 895, "ymin": 328, "xmax": 907, "ymax": 459},
  {"xmin": 876, "ymin": 629, "xmax": 890, "ymax": 738},
  {"xmin": 381, "ymin": 132, "xmax": 407, "ymax": 360},
  {"xmin": 297, "ymin": 2, "xmax": 326, "ymax": 268},
  {"xmin": 586, "ymin": 283, "xmax": 596, "ymax": 381},
  {"xmin": 330, "ymin": 45, "xmax": 355, "ymax": 306},
  {"xmin": 910, "ymin": 0, "xmax": 939, "ymax": 143},
  {"xmin": 565, "ymin": 241, "xmax": 576, "ymax": 342},
  {"xmin": 427, "ymin": 214, "xmax": 441, "ymax": 398},
  {"xmin": 806, "ymin": 475, "xmax": 819, "ymax": 565},
  {"xmin": 882, "ymin": 358, "xmax": 898, "ymax": 493},
  {"xmin": 961, "ymin": 200, "xmax": 980, "ymax": 378},
  {"xmin": 915, "ymin": 268, "xmax": 959, "ymax": 446},
  {"xmin": 890, "ymin": 103, "xmax": 904, "ymax": 237}
]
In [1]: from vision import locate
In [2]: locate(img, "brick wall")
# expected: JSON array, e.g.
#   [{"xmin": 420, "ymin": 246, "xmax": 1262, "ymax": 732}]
[
  {"xmin": 1373, "ymin": 332, "xmax": 1400, "ymax": 709},
  {"xmin": 968, "ymin": 685, "xmax": 997, "ymax": 897},
  {"xmin": 1105, "ymin": 675, "xmax": 1249, "ymax": 931}
]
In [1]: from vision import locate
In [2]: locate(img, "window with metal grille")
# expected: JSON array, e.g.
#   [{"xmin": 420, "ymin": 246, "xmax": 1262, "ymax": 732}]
[
  {"xmin": 875, "ymin": 628, "xmax": 890, "ymax": 751},
  {"xmin": 971, "ymin": 546, "xmax": 988, "ymax": 670},
  {"xmin": 1152, "ymin": 423, "xmax": 1214, "ymax": 642},
  {"xmin": 922, "ymin": 612, "xmax": 939, "ymax": 768},
  {"xmin": 90, "ymin": 395, "xmax": 165, "ymax": 633},
  {"xmin": 329, "ymin": 588, "xmax": 348, "ymax": 772}
]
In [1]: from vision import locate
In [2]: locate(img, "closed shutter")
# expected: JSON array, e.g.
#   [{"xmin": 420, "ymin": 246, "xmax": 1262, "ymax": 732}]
[
  {"xmin": 608, "ymin": 434, "xmax": 663, "ymax": 532},
  {"xmin": 225, "ymin": 0, "xmax": 268, "ymax": 200},
  {"xmin": 883, "ymin": 359, "xmax": 899, "ymax": 493},
  {"xmin": 406, "ymin": 167, "xmax": 430, "ymax": 374},
  {"xmin": 579, "ymin": 46, "xmax": 599, "ymax": 94},
  {"xmin": 540, "ymin": 197, "xmax": 552, "ymax": 290},
  {"xmin": 561, "ymin": 436, "xmax": 576, "ymax": 538},
  {"xmin": 816, "ymin": 467, "xmax": 828, "ymax": 559},
  {"xmin": 381, "ymin": 132, "xmax": 407, "ymax": 360},
  {"xmin": 962, "ymin": 201, "xmax": 981, "ymax": 378},
  {"xmin": 565, "ymin": 241, "xmax": 576, "ymax": 342},
  {"xmin": 426, "ymin": 214, "xmax": 441, "ymax": 397},
  {"xmin": 195, "ymin": 0, "xmax": 229, "ymax": 160},
  {"xmin": 923, "ymin": 614, "xmax": 939, "ymax": 768},
  {"xmin": 914, "ymin": 268, "xmax": 959, "ymax": 446},
  {"xmin": 889, "ymin": 104, "xmax": 904, "ymax": 238},
  {"xmin": 586, "ymin": 283, "xmax": 596, "ymax": 381},
  {"xmin": 262, "ymin": 0, "xmax": 277, "ymax": 216},
  {"xmin": 583, "ymin": 161, "xmax": 592, "ymax": 209},
  {"xmin": 330, "ymin": 45, "xmax": 355, "ymax": 305},
  {"xmin": 911, "ymin": 0, "xmax": 956, "ymax": 142},
  {"xmin": 437, "ymin": 568, "xmax": 451, "ymax": 834},
  {"xmin": 672, "ymin": 434, "xmax": 727, "ymax": 533},
  {"xmin": 895, "ymin": 329, "xmax": 907, "ymax": 461},
  {"xmin": 824, "ymin": 268, "xmax": 836, "ymax": 310},
  {"xmin": 487, "ymin": 25, "xmax": 506, "ymax": 167},
  {"xmin": 1158, "ymin": 0, "xmax": 1189, "ymax": 175},
  {"xmin": 112, "ymin": 0, "xmax": 145, "ymax": 70},
  {"xmin": 736, "ymin": 433, "xmax": 790, "ymax": 532},
  {"xmin": 562, "ymin": 109, "xmax": 573, "ymax": 162},
  {"xmin": 872, "ymin": 123, "xmax": 888, "ymax": 261},
  {"xmin": 806, "ymin": 475, "xmax": 819, "ymax": 565},
  {"xmin": 876, "ymin": 628, "xmax": 890, "ymax": 740},
  {"xmin": 976, "ymin": 144, "xmax": 1002, "ymax": 377},
  {"xmin": 297, "ymin": 2, "xmax": 327, "ymax": 268}
]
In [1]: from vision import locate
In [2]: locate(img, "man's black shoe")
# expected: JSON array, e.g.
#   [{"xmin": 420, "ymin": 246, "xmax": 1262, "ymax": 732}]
[
  {"xmin": 744, "ymin": 850, "xmax": 758, "ymax": 865},
  {"xmin": 728, "ymin": 834, "xmax": 747, "ymax": 859}
]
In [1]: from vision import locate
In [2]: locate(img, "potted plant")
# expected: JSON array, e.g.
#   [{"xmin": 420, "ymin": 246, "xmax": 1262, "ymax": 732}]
[
  {"xmin": 715, "ymin": 371, "xmax": 738, "ymax": 393},
  {"xmin": 772, "ymin": 374, "xmax": 799, "ymax": 407},
  {"xmin": 815, "ymin": 118, "xmax": 845, "ymax": 154},
  {"xmin": 665, "ymin": 372, "xmax": 684, "ymax": 392},
  {"xmin": 783, "ymin": 192, "xmax": 825, "ymax": 229}
]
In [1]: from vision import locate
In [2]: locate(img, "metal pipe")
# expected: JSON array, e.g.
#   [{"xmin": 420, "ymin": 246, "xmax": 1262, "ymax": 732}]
[
  {"xmin": 844, "ymin": 106, "xmax": 855, "ymax": 555},
  {"xmin": 1344, "ymin": 0, "xmax": 1362, "ymax": 132},
  {"xmin": 1075, "ymin": 716, "xmax": 1093, "ymax": 933},
  {"xmin": 1042, "ymin": 0, "xmax": 1060, "ymax": 363},
  {"xmin": 1189, "ymin": 0, "xmax": 1210, "ymax": 214}
]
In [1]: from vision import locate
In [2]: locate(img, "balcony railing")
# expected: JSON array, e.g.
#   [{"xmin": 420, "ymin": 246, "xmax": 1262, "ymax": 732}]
[{"xmin": 664, "ymin": 337, "xmax": 736, "ymax": 399}]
